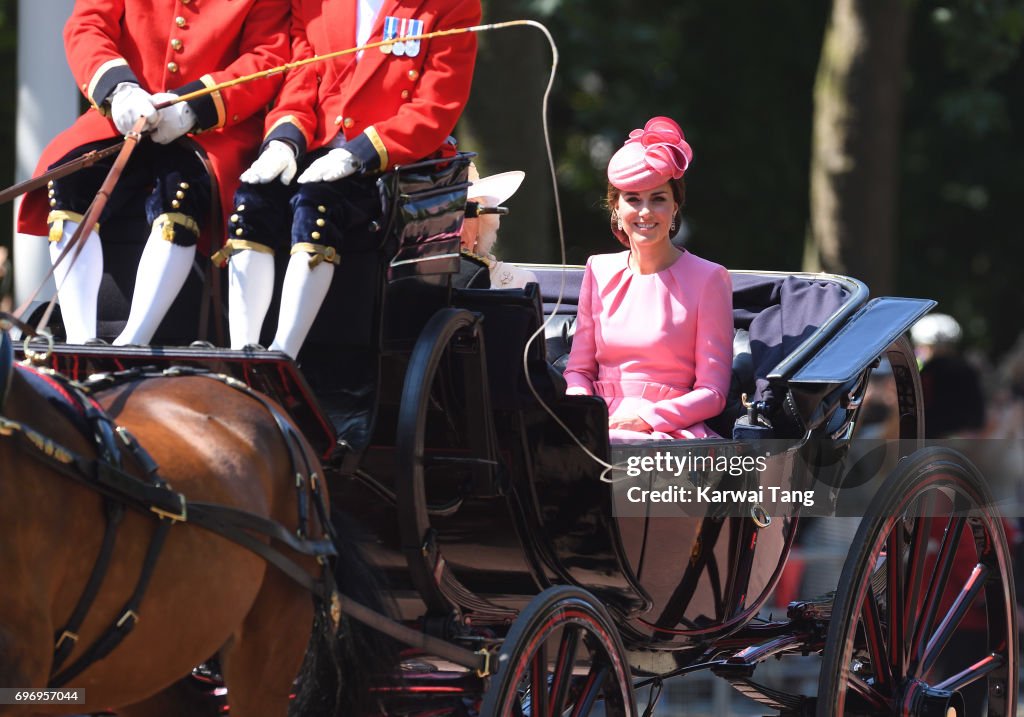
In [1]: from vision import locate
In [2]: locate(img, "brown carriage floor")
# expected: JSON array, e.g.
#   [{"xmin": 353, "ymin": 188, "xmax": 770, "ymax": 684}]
[{"xmin": 14, "ymin": 342, "xmax": 337, "ymax": 460}]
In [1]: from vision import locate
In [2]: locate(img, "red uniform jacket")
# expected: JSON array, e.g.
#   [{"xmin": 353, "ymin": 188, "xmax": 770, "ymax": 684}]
[
  {"xmin": 263, "ymin": 0, "xmax": 480, "ymax": 171},
  {"xmin": 18, "ymin": 0, "xmax": 291, "ymax": 252}
]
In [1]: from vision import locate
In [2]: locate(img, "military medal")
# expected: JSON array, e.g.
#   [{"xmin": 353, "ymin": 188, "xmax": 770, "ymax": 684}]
[
  {"xmin": 381, "ymin": 16, "xmax": 424, "ymax": 58},
  {"xmin": 381, "ymin": 15, "xmax": 397, "ymax": 54},
  {"xmin": 403, "ymin": 19, "xmax": 424, "ymax": 57}
]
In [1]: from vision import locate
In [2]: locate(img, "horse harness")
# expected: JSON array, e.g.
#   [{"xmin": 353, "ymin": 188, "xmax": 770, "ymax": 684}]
[{"xmin": 0, "ymin": 361, "xmax": 342, "ymax": 688}]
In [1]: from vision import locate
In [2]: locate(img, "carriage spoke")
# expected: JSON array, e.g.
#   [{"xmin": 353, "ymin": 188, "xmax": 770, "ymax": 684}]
[
  {"xmin": 569, "ymin": 664, "xmax": 609, "ymax": 717},
  {"xmin": 530, "ymin": 640, "xmax": 550, "ymax": 717},
  {"xmin": 485, "ymin": 589, "xmax": 635, "ymax": 717},
  {"xmin": 934, "ymin": 653, "xmax": 1004, "ymax": 692},
  {"xmin": 860, "ymin": 581, "xmax": 894, "ymax": 696},
  {"xmin": 902, "ymin": 497, "xmax": 936, "ymax": 635},
  {"xmin": 845, "ymin": 671, "xmax": 890, "ymax": 712},
  {"xmin": 910, "ymin": 515, "xmax": 966, "ymax": 673},
  {"xmin": 918, "ymin": 563, "xmax": 988, "ymax": 677},
  {"xmin": 549, "ymin": 625, "xmax": 581, "ymax": 715},
  {"xmin": 819, "ymin": 451, "xmax": 1018, "ymax": 716},
  {"xmin": 885, "ymin": 526, "xmax": 905, "ymax": 678}
]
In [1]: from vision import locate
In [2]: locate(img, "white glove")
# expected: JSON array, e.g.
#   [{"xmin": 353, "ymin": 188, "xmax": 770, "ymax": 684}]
[
  {"xmin": 150, "ymin": 92, "xmax": 197, "ymax": 144},
  {"xmin": 109, "ymin": 82, "xmax": 159, "ymax": 135},
  {"xmin": 297, "ymin": 148, "xmax": 361, "ymax": 184},
  {"xmin": 240, "ymin": 140, "xmax": 298, "ymax": 185}
]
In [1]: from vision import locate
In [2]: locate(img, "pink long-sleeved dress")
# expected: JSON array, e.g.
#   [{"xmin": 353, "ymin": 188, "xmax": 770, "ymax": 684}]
[{"xmin": 563, "ymin": 250, "xmax": 734, "ymax": 441}]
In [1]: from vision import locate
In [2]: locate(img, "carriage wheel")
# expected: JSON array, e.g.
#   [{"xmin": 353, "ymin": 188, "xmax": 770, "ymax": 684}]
[
  {"xmin": 479, "ymin": 586, "xmax": 636, "ymax": 717},
  {"xmin": 817, "ymin": 447, "xmax": 1017, "ymax": 716},
  {"xmin": 397, "ymin": 308, "xmax": 484, "ymax": 614}
]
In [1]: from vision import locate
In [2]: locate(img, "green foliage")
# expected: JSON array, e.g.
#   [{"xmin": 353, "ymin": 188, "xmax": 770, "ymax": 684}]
[
  {"xmin": 535, "ymin": 1, "xmax": 830, "ymax": 269},
  {"xmin": 899, "ymin": 0, "xmax": 1024, "ymax": 356},
  {"xmin": 473, "ymin": 0, "xmax": 1023, "ymax": 356}
]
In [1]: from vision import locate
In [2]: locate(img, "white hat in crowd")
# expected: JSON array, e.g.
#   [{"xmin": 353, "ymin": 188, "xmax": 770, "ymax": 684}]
[{"xmin": 911, "ymin": 313, "xmax": 963, "ymax": 347}]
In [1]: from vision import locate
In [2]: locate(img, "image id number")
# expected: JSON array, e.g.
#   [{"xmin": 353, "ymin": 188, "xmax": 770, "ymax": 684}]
[{"xmin": 0, "ymin": 688, "xmax": 85, "ymax": 704}]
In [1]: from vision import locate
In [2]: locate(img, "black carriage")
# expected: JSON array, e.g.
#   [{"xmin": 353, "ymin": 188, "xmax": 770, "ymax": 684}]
[{"xmin": 17, "ymin": 152, "xmax": 1018, "ymax": 717}]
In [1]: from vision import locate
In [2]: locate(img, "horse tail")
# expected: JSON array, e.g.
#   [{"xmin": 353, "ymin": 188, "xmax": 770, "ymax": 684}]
[{"xmin": 290, "ymin": 508, "xmax": 398, "ymax": 717}]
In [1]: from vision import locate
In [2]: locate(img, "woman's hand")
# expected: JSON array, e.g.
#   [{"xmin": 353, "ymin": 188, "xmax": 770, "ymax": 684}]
[{"xmin": 608, "ymin": 414, "xmax": 653, "ymax": 433}]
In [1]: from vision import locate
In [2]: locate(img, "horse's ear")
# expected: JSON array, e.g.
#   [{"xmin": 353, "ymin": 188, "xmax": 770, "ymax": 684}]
[{"xmin": 0, "ymin": 329, "xmax": 12, "ymax": 409}]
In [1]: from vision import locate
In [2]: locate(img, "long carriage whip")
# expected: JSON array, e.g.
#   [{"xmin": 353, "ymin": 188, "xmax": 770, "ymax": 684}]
[
  {"xmin": 0, "ymin": 20, "xmax": 541, "ymax": 213},
  {"xmin": 169, "ymin": 20, "xmax": 548, "ymax": 106},
  {"xmin": 10, "ymin": 24, "xmax": 519, "ymax": 326}
]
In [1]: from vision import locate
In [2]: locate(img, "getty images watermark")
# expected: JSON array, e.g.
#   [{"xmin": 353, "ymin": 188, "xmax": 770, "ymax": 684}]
[
  {"xmin": 620, "ymin": 450, "xmax": 815, "ymax": 508},
  {"xmin": 607, "ymin": 437, "xmax": 1024, "ymax": 519}
]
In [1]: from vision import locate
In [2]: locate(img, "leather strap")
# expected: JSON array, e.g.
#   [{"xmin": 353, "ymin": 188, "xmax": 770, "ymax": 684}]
[
  {"xmin": 50, "ymin": 498, "xmax": 125, "ymax": 673},
  {"xmin": 51, "ymin": 519, "xmax": 172, "ymax": 687}
]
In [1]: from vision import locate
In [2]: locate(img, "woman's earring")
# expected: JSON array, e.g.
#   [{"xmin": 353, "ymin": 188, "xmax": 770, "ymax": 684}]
[
  {"xmin": 616, "ymin": 216, "xmax": 623, "ymax": 231},
  {"xmin": 671, "ymin": 218, "xmax": 677, "ymax": 233}
]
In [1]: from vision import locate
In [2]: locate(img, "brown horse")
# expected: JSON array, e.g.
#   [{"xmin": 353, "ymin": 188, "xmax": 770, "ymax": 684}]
[{"xmin": 0, "ymin": 351, "xmax": 367, "ymax": 717}]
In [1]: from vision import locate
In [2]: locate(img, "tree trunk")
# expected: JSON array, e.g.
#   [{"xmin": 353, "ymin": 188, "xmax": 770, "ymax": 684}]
[{"xmin": 805, "ymin": 0, "xmax": 912, "ymax": 295}]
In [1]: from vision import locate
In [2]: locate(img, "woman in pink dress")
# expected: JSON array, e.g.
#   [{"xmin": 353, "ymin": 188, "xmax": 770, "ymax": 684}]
[{"xmin": 563, "ymin": 117, "xmax": 734, "ymax": 441}]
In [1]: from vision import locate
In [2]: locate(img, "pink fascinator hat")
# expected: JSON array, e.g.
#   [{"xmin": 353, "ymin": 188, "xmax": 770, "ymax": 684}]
[{"xmin": 606, "ymin": 116, "xmax": 693, "ymax": 192}]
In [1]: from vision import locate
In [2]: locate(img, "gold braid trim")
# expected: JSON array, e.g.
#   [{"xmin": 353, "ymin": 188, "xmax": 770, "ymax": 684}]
[
  {"xmin": 47, "ymin": 210, "xmax": 100, "ymax": 243},
  {"xmin": 364, "ymin": 127, "xmax": 389, "ymax": 170},
  {"xmin": 291, "ymin": 242, "xmax": 340, "ymax": 268},
  {"xmin": 200, "ymin": 74, "xmax": 226, "ymax": 129},
  {"xmin": 88, "ymin": 58, "xmax": 128, "ymax": 111},
  {"xmin": 267, "ymin": 115, "xmax": 311, "ymax": 147},
  {"xmin": 210, "ymin": 239, "xmax": 275, "ymax": 268},
  {"xmin": 152, "ymin": 213, "xmax": 200, "ymax": 243}
]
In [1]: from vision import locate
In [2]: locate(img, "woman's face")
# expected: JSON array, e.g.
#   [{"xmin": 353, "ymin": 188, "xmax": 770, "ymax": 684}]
[{"xmin": 615, "ymin": 182, "xmax": 677, "ymax": 247}]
